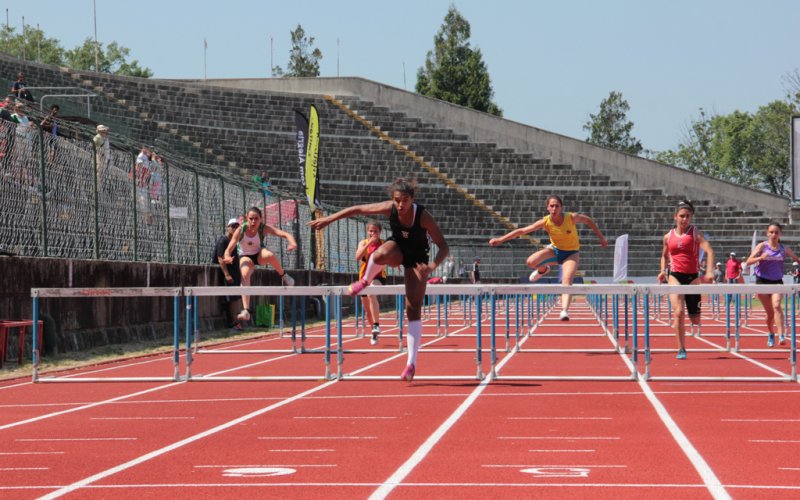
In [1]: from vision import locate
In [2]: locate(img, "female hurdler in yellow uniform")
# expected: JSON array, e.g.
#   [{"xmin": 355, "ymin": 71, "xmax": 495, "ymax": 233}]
[{"xmin": 489, "ymin": 194, "xmax": 607, "ymax": 320}]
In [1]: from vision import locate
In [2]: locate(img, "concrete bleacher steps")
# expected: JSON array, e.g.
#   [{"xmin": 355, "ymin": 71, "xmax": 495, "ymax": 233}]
[{"xmin": 2, "ymin": 54, "xmax": 792, "ymax": 277}]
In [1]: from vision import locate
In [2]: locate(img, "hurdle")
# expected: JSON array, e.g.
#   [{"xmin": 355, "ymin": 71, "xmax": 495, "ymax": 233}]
[
  {"xmin": 640, "ymin": 283, "xmax": 797, "ymax": 382},
  {"xmin": 484, "ymin": 284, "xmax": 639, "ymax": 381},
  {"xmin": 31, "ymin": 287, "xmax": 183, "ymax": 383},
  {"xmin": 184, "ymin": 285, "xmax": 336, "ymax": 381},
  {"xmin": 336, "ymin": 284, "xmax": 492, "ymax": 380}
]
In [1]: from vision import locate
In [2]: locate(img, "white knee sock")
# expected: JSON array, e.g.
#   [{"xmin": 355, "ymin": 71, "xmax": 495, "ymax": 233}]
[
  {"xmin": 362, "ymin": 254, "xmax": 385, "ymax": 283},
  {"xmin": 407, "ymin": 320, "xmax": 422, "ymax": 365}
]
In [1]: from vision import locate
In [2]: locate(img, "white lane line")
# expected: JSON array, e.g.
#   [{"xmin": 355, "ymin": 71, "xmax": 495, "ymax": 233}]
[
  {"xmin": 293, "ymin": 416, "xmax": 396, "ymax": 420},
  {"xmin": 268, "ymin": 449, "xmax": 335, "ymax": 452},
  {"xmin": 193, "ymin": 464, "xmax": 336, "ymax": 468},
  {"xmin": 499, "ymin": 436, "xmax": 620, "ymax": 440},
  {"xmin": 258, "ymin": 436, "xmax": 377, "ymax": 440},
  {"xmin": 722, "ymin": 419, "xmax": 800, "ymax": 422},
  {"xmin": 509, "ymin": 416, "xmax": 612, "ymax": 420},
  {"xmin": 368, "ymin": 322, "xmax": 524, "ymax": 500},
  {"xmin": 37, "ymin": 376, "xmax": 340, "ymax": 500},
  {"xmin": 780, "ymin": 467, "xmax": 800, "ymax": 471},
  {"xmin": 483, "ymin": 464, "xmax": 627, "ymax": 468},
  {"xmin": 16, "ymin": 438, "xmax": 137, "ymax": 442},
  {"xmin": 749, "ymin": 439, "xmax": 800, "ymax": 443},
  {"xmin": 0, "ymin": 467, "xmax": 49, "ymax": 471},
  {"xmin": 0, "ymin": 451, "xmax": 64, "ymax": 455},
  {"xmin": 528, "ymin": 449, "xmax": 596, "ymax": 453},
  {"xmin": 90, "ymin": 417, "xmax": 195, "ymax": 420},
  {"xmin": 610, "ymin": 312, "xmax": 733, "ymax": 500}
]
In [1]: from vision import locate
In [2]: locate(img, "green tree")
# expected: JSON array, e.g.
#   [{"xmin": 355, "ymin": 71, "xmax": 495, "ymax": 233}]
[
  {"xmin": 416, "ymin": 5, "xmax": 502, "ymax": 116},
  {"xmin": 657, "ymin": 101, "xmax": 795, "ymax": 196},
  {"xmin": 273, "ymin": 25, "xmax": 322, "ymax": 77},
  {"xmin": 0, "ymin": 25, "xmax": 64, "ymax": 64},
  {"xmin": 583, "ymin": 91, "xmax": 642, "ymax": 155},
  {"xmin": 65, "ymin": 38, "xmax": 153, "ymax": 77}
]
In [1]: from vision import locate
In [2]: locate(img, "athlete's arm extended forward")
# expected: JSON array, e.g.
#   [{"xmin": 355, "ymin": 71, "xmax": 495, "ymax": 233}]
[
  {"xmin": 222, "ymin": 229, "xmax": 243, "ymax": 264},
  {"xmin": 307, "ymin": 201, "xmax": 392, "ymax": 231},
  {"xmin": 262, "ymin": 224, "xmax": 297, "ymax": 251},
  {"xmin": 488, "ymin": 219, "xmax": 545, "ymax": 246},
  {"xmin": 572, "ymin": 213, "xmax": 608, "ymax": 247}
]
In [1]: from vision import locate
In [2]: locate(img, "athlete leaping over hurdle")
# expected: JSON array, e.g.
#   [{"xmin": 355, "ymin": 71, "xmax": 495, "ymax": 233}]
[
  {"xmin": 307, "ymin": 178, "xmax": 449, "ymax": 382},
  {"xmin": 488, "ymin": 194, "xmax": 607, "ymax": 321}
]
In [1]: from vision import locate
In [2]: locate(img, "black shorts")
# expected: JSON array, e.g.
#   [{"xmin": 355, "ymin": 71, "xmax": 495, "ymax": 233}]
[
  {"xmin": 388, "ymin": 237, "xmax": 429, "ymax": 269},
  {"xmin": 669, "ymin": 271, "xmax": 701, "ymax": 316},
  {"xmin": 755, "ymin": 276, "xmax": 783, "ymax": 285}
]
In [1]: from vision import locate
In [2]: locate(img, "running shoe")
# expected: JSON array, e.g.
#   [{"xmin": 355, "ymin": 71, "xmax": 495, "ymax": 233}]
[
  {"xmin": 400, "ymin": 363, "xmax": 416, "ymax": 381},
  {"xmin": 347, "ymin": 279, "xmax": 369, "ymax": 297},
  {"xmin": 237, "ymin": 309, "xmax": 251, "ymax": 322},
  {"xmin": 559, "ymin": 309, "xmax": 570, "ymax": 321},
  {"xmin": 281, "ymin": 272, "xmax": 295, "ymax": 286},
  {"xmin": 370, "ymin": 325, "xmax": 380, "ymax": 345},
  {"xmin": 676, "ymin": 349, "xmax": 687, "ymax": 360},
  {"xmin": 767, "ymin": 333, "xmax": 775, "ymax": 348},
  {"xmin": 230, "ymin": 322, "xmax": 244, "ymax": 332},
  {"xmin": 779, "ymin": 334, "xmax": 787, "ymax": 346},
  {"xmin": 529, "ymin": 266, "xmax": 551, "ymax": 283}
]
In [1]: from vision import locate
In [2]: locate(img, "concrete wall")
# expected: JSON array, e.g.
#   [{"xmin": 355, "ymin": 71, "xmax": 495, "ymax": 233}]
[
  {"xmin": 187, "ymin": 76, "xmax": 789, "ymax": 218},
  {"xmin": 0, "ymin": 256, "xmax": 359, "ymax": 356}
]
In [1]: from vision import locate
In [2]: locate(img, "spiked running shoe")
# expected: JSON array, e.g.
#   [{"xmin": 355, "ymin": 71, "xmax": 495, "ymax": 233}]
[
  {"xmin": 559, "ymin": 309, "xmax": 570, "ymax": 321},
  {"xmin": 768, "ymin": 333, "xmax": 775, "ymax": 348},
  {"xmin": 347, "ymin": 279, "xmax": 369, "ymax": 297},
  {"xmin": 400, "ymin": 363, "xmax": 416, "ymax": 382},
  {"xmin": 236, "ymin": 309, "xmax": 251, "ymax": 322},
  {"xmin": 280, "ymin": 272, "xmax": 295, "ymax": 286},
  {"xmin": 779, "ymin": 334, "xmax": 787, "ymax": 346},
  {"xmin": 529, "ymin": 266, "xmax": 551, "ymax": 283},
  {"xmin": 370, "ymin": 325, "xmax": 380, "ymax": 345},
  {"xmin": 676, "ymin": 349, "xmax": 687, "ymax": 360}
]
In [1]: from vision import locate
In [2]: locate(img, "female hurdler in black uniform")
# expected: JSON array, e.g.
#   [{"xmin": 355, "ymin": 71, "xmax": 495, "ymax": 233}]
[{"xmin": 308, "ymin": 178, "xmax": 449, "ymax": 381}]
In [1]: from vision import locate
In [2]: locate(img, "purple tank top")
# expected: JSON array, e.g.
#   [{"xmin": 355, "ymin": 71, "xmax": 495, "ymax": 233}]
[{"xmin": 755, "ymin": 242, "xmax": 785, "ymax": 281}]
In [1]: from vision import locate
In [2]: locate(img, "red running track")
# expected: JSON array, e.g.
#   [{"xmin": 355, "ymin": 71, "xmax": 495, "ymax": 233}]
[{"xmin": 0, "ymin": 298, "xmax": 798, "ymax": 499}]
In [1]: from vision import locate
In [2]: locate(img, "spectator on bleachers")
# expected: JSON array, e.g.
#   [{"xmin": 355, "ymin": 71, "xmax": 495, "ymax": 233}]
[
  {"xmin": 134, "ymin": 147, "xmax": 153, "ymax": 224},
  {"xmin": 150, "ymin": 152, "xmax": 164, "ymax": 202},
  {"xmin": 0, "ymin": 97, "xmax": 13, "ymax": 122},
  {"xmin": 11, "ymin": 102, "xmax": 35, "ymax": 139},
  {"xmin": 40, "ymin": 104, "xmax": 59, "ymax": 162},
  {"xmin": 93, "ymin": 124, "xmax": 110, "ymax": 186},
  {"xmin": 10, "ymin": 72, "xmax": 34, "ymax": 102}
]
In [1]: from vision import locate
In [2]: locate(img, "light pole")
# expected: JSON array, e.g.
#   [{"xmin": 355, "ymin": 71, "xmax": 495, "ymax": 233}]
[
  {"xmin": 203, "ymin": 39, "xmax": 207, "ymax": 81},
  {"xmin": 93, "ymin": 0, "xmax": 99, "ymax": 72}
]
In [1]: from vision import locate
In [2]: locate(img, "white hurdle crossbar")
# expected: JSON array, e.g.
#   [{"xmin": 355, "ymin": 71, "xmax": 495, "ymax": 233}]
[{"xmin": 30, "ymin": 287, "xmax": 182, "ymax": 383}]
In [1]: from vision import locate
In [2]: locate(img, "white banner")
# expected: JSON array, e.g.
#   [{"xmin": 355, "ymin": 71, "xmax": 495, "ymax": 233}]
[{"xmin": 613, "ymin": 234, "xmax": 629, "ymax": 283}]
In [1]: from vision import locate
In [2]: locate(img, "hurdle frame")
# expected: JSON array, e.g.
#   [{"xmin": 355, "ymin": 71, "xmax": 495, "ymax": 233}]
[{"xmin": 31, "ymin": 287, "xmax": 183, "ymax": 383}]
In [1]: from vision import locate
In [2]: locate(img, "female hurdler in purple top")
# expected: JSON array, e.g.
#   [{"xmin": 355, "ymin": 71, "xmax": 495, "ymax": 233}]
[{"xmin": 745, "ymin": 222, "xmax": 800, "ymax": 347}]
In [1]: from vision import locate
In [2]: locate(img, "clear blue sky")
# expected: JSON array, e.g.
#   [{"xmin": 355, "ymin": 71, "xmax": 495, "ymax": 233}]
[{"xmin": 12, "ymin": 0, "xmax": 799, "ymax": 152}]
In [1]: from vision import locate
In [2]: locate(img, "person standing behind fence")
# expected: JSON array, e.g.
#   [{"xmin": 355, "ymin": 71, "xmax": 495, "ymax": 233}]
[
  {"xmin": 39, "ymin": 104, "xmax": 59, "ymax": 162},
  {"xmin": 224, "ymin": 206, "xmax": 297, "ymax": 324},
  {"xmin": 356, "ymin": 220, "xmax": 388, "ymax": 345},
  {"xmin": 93, "ymin": 124, "xmax": 110, "ymax": 187},
  {"xmin": 214, "ymin": 218, "xmax": 243, "ymax": 330},
  {"xmin": 134, "ymin": 147, "xmax": 153, "ymax": 224},
  {"xmin": 657, "ymin": 200, "xmax": 714, "ymax": 360},
  {"xmin": 745, "ymin": 222, "xmax": 800, "ymax": 347},
  {"xmin": 725, "ymin": 252, "xmax": 742, "ymax": 284}
]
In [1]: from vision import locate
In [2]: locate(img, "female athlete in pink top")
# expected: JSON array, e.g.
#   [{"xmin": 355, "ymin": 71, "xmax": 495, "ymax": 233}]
[{"xmin": 657, "ymin": 200, "xmax": 714, "ymax": 359}]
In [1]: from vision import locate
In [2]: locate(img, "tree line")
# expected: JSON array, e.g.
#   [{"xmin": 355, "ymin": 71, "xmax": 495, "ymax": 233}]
[{"xmin": 0, "ymin": 24, "xmax": 152, "ymax": 77}]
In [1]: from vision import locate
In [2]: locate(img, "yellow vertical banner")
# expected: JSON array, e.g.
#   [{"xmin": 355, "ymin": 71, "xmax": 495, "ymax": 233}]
[{"xmin": 305, "ymin": 105, "xmax": 320, "ymax": 209}]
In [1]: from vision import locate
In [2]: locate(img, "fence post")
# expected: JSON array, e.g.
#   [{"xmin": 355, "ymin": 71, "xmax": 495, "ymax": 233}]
[
  {"xmin": 36, "ymin": 126, "xmax": 48, "ymax": 256},
  {"xmin": 194, "ymin": 171, "xmax": 201, "ymax": 265},
  {"xmin": 219, "ymin": 177, "xmax": 226, "ymax": 230},
  {"xmin": 131, "ymin": 152, "xmax": 138, "ymax": 261},
  {"xmin": 164, "ymin": 158, "xmax": 172, "ymax": 262},
  {"xmin": 91, "ymin": 139, "xmax": 100, "ymax": 259}
]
